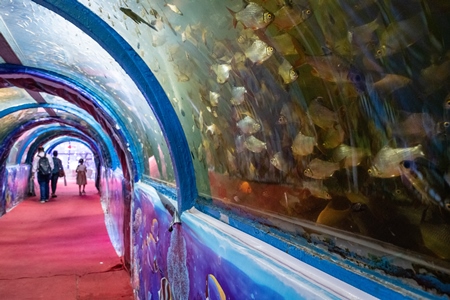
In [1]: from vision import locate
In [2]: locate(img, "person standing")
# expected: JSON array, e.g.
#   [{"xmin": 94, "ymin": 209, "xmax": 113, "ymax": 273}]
[
  {"xmin": 32, "ymin": 146, "xmax": 54, "ymax": 203},
  {"xmin": 76, "ymin": 158, "xmax": 87, "ymax": 196},
  {"xmin": 51, "ymin": 150, "xmax": 64, "ymax": 198}
]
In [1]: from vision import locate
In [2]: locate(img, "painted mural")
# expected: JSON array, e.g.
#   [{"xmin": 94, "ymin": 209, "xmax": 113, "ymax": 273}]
[
  {"xmin": 1, "ymin": 164, "xmax": 30, "ymax": 215},
  {"xmin": 131, "ymin": 183, "xmax": 368, "ymax": 300},
  {"xmin": 101, "ymin": 167, "xmax": 126, "ymax": 257}
]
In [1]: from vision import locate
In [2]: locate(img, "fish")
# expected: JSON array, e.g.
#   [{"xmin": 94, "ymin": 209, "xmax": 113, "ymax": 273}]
[
  {"xmin": 237, "ymin": 115, "xmax": 261, "ymax": 134},
  {"xmin": 344, "ymin": 191, "xmax": 370, "ymax": 205},
  {"xmin": 444, "ymin": 92, "xmax": 450, "ymax": 109},
  {"xmin": 368, "ymin": 144, "xmax": 425, "ymax": 178},
  {"xmin": 227, "ymin": 2, "xmax": 274, "ymax": 30},
  {"xmin": 316, "ymin": 201, "xmax": 351, "ymax": 226},
  {"xmin": 372, "ymin": 74, "xmax": 411, "ymax": 96},
  {"xmin": 320, "ymin": 124, "xmax": 345, "ymax": 149},
  {"xmin": 347, "ymin": 15, "xmax": 380, "ymax": 46},
  {"xmin": 165, "ymin": 3, "xmax": 183, "ymax": 15},
  {"xmin": 375, "ymin": 13, "xmax": 427, "ymax": 58},
  {"xmin": 239, "ymin": 181, "xmax": 252, "ymax": 194},
  {"xmin": 308, "ymin": 97, "xmax": 339, "ymax": 129},
  {"xmin": 211, "ymin": 64, "xmax": 232, "ymax": 84},
  {"xmin": 244, "ymin": 135, "xmax": 267, "ymax": 153},
  {"xmin": 302, "ymin": 180, "xmax": 332, "ymax": 199},
  {"xmin": 399, "ymin": 159, "xmax": 450, "ymax": 211},
  {"xmin": 230, "ymin": 87, "xmax": 247, "ymax": 106},
  {"xmin": 182, "ymin": 24, "xmax": 198, "ymax": 46},
  {"xmin": 152, "ymin": 34, "xmax": 167, "ymax": 47},
  {"xmin": 420, "ymin": 221, "xmax": 450, "ymax": 260},
  {"xmin": 391, "ymin": 112, "xmax": 436, "ymax": 142},
  {"xmin": 244, "ymin": 40, "xmax": 274, "ymax": 64},
  {"xmin": 332, "ymin": 144, "xmax": 370, "ymax": 168},
  {"xmin": 270, "ymin": 152, "xmax": 290, "ymax": 173},
  {"xmin": 271, "ymin": 33, "xmax": 302, "ymax": 56},
  {"xmin": 119, "ymin": 7, "xmax": 158, "ymax": 31},
  {"xmin": 280, "ymin": 192, "xmax": 301, "ymax": 213},
  {"xmin": 278, "ymin": 59, "xmax": 298, "ymax": 84},
  {"xmin": 273, "ymin": 4, "xmax": 312, "ymax": 31},
  {"xmin": 304, "ymin": 158, "xmax": 340, "ymax": 179},
  {"xmin": 291, "ymin": 132, "xmax": 317, "ymax": 156},
  {"xmin": 304, "ymin": 55, "xmax": 351, "ymax": 83},
  {"xmin": 209, "ymin": 91, "xmax": 220, "ymax": 107},
  {"xmin": 206, "ymin": 123, "xmax": 221, "ymax": 136},
  {"xmin": 420, "ymin": 58, "xmax": 450, "ymax": 94}
]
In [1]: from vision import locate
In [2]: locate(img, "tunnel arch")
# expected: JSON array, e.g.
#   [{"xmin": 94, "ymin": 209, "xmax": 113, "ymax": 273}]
[
  {"xmin": 0, "ymin": 103, "xmax": 118, "ymax": 167},
  {"xmin": 32, "ymin": 0, "xmax": 197, "ymax": 212},
  {"xmin": 0, "ymin": 64, "xmax": 140, "ymax": 183},
  {"xmin": 22, "ymin": 129, "xmax": 106, "ymax": 167}
]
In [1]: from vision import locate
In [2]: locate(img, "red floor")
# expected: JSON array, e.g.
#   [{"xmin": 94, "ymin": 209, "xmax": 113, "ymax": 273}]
[{"xmin": 0, "ymin": 178, "xmax": 134, "ymax": 300}]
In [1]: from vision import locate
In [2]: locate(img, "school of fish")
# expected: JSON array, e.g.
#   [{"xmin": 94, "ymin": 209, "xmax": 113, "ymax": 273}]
[{"xmin": 117, "ymin": 0, "xmax": 450, "ymax": 261}]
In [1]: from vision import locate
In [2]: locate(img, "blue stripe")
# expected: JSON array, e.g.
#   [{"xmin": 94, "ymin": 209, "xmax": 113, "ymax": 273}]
[{"xmin": 32, "ymin": 0, "xmax": 197, "ymax": 211}]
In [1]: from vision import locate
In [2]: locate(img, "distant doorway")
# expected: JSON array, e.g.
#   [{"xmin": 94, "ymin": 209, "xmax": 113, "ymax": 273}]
[{"xmin": 53, "ymin": 142, "xmax": 95, "ymax": 179}]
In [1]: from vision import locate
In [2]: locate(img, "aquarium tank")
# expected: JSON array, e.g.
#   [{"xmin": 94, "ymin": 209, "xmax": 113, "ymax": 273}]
[{"xmin": 1, "ymin": 0, "xmax": 450, "ymax": 296}]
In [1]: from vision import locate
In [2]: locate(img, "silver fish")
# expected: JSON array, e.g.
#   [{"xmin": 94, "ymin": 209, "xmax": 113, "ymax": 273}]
[
  {"xmin": 237, "ymin": 115, "xmax": 261, "ymax": 134},
  {"xmin": 375, "ymin": 13, "xmax": 427, "ymax": 58},
  {"xmin": 372, "ymin": 74, "xmax": 411, "ymax": 96},
  {"xmin": 332, "ymin": 144, "xmax": 369, "ymax": 168},
  {"xmin": 209, "ymin": 91, "xmax": 220, "ymax": 107},
  {"xmin": 308, "ymin": 97, "xmax": 339, "ymax": 129},
  {"xmin": 270, "ymin": 152, "xmax": 289, "ymax": 173},
  {"xmin": 165, "ymin": 3, "xmax": 183, "ymax": 15},
  {"xmin": 304, "ymin": 158, "xmax": 340, "ymax": 179},
  {"xmin": 211, "ymin": 64, "xmax": 231, "ymax": 84},
  {"xmin": 273, "ymin": 5, "xmax": 312, "ymax": 31},
  {"xmin": 227, "ymin": 2, "xmax": 274, "ymax": 30},
  {"xmin": 291, "ymin": 132, "xmax": 317, "ymax": 156},
  {"xmin": 278, "ymin": 59, "xmax": 298, "ymax": 84},
  {"xmin": 244, "ymin": 40, "xmax": 274, "ymax": 64},
  {"xmin": 368, "ymin": 144, "xmax": 424, "ymax": 178},
  {"xmin": 302, "ymin": 180, "xmax": 332, "ymax": 199},
  {"xmin": 230, "ymin": 86, "xmax": 247, "ymax": 106},
  {"xmin": 244, "ymin": 135, "xmax": 267, "ymax": 153}
]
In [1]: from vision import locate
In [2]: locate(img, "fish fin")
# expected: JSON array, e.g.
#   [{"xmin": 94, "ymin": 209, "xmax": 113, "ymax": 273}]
[
  {"xmin": 144, "ymin": 20, "xmax": 158, "ymax": 32},
  {"xmin": 226, "ymin": 7, "xmax": 238, "ymax": 28}
]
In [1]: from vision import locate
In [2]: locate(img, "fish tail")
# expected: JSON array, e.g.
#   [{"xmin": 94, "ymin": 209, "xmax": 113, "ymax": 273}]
[{"xmin": 226, "ymin": 7, "xmax": 238, "ymax": 28}]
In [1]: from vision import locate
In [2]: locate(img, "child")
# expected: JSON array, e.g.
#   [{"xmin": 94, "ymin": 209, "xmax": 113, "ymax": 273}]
[{"xmin": 76, "ymin": 158, "xmax": 87, "ymax": 195}]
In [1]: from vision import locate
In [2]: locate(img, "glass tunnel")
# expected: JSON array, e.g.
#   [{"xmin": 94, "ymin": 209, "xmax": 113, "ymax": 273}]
[{"xmin": 1, "ymin": 0, "xmax": 450, "ymax": 298}]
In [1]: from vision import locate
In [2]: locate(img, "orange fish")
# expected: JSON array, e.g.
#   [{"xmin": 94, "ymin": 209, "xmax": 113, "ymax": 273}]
[{"xmin": 239, "ymin": 181, "xmax": 252, "ymax": 194}]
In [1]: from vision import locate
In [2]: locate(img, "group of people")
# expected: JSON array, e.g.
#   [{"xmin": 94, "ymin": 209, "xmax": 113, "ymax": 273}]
[{"xmin": 32, "ymin": 146, "xmax": 88, "ymax": 203}]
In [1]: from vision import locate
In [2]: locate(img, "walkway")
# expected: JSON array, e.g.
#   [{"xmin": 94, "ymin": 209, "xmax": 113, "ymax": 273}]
[{"xmin": 0, "ymin": 178, "xmax": 133, "ymax": 300}]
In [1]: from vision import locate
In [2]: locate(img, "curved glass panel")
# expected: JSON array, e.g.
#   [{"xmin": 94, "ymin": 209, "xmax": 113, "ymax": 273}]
[
  {"xmin": 0, "ymin": 1, "xmax": 174, "ymax": 183},
  {"xmin": 78, "ymin": 0, "xmax": 450, "ymax": 268}
]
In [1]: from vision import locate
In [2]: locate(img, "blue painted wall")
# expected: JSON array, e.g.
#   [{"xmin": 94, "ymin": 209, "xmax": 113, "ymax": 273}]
[{"xmin": 1, "ymin": 164, "xmax": 31, "ymax": 216}]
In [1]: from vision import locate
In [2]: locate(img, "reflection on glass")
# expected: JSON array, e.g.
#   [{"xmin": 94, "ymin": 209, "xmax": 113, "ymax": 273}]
[{"xmin": 80, "ymin": 0, "xmax": 450, "ymax": 267}]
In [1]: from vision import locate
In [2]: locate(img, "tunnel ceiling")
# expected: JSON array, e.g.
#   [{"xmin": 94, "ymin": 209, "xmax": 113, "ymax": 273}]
[
  {"xmin": 0, "ymin": 1, "xmax": 175, "ymax": 184},
  {"xmin": 1, "ymin": 0, "xmax": 450, "ymax": 279}
]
